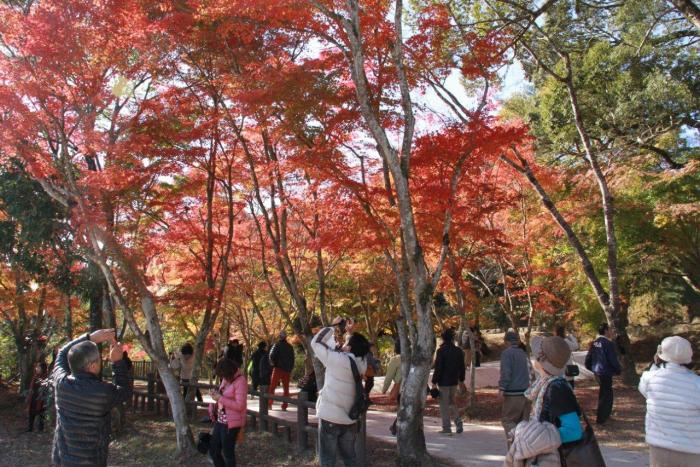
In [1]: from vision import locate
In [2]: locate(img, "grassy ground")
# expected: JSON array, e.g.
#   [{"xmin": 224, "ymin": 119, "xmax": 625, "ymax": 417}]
[{"xmin": 0, "ymin": 388, "xmax": 453, "ymax": 467}]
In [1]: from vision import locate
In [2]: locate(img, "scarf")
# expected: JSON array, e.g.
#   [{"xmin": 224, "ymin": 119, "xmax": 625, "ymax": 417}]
[{"xmin": 525, "ymin": 374, "xmax": 555, "ymax": 420}]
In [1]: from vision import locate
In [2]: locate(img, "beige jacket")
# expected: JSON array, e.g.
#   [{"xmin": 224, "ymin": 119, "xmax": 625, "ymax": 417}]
[{"xmin": 504, "ymin": 419, "xmax": 561, "ymax": 467}]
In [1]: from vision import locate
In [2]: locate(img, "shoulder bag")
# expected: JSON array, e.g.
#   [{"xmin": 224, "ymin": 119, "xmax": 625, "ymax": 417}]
[{"xmin": 559, "ymin": 411, "xmax": 606, "ymax": 467}]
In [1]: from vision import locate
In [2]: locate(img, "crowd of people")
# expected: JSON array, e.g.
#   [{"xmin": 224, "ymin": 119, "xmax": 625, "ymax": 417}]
[{"xmin": 20, "ymin": 317, "xmax": 699, "ymax": 467}]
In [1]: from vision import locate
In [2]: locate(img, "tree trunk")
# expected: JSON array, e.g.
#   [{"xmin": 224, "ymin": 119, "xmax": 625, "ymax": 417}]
[
  {"xmin": 157, "ymin": 359, "xmax": 195, "ymax": 459},
  {"xmin": 395, "ymin": 298, "xmax": 434, "ymax": 466},
  {"xmin": 88, "ymin": 278, "xmax": 103, "ymax": 332},
  {"xmin": 501, "ymin": 149, "xmax": 637, "ymax": 383},
  {"xmin": 669, "ymin": 0, "xmax": 700, "ymax": 31},
  {"xmin": 64, "ymin": 293, "xmax": 73, "ymax": 339},
  {"xmin": 18, "ymin": 348, "xmax": 32, "ymax": 393}
]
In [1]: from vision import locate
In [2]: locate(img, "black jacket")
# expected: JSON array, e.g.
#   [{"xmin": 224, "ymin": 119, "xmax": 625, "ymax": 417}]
[
  {"xmin": 52, "ymin": 334, "xmax": 133, "ymax": 467},
  {"xmin": 259, "ymin": 350, "xmax": 272, "ymax": 385},
  {"xmin": 250, "ymin": 348, "xmax": 266, "ymax": 382},
  {"xmin": 432, "ymin": 342, "xmax": 466, "ymax": 386},
  {"xmin": 269, "ymin": 338, "xmax": 295, "ymax": 373}
]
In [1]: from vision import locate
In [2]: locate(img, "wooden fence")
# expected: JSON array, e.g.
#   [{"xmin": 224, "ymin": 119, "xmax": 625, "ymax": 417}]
[
  {"xmin": 105, "ymin": 360, "xmax": 215, "ymax": 382},
  {"xmin": 128, "ymin": 379, "xmax": 366, "ymax": 462}
]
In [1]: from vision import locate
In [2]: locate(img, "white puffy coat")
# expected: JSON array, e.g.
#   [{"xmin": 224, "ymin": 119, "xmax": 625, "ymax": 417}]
[
  {"xmin": 639, "ymin": 363, "xmax": 700, "ymax": 454},
  {"xmin": 311, "ymin": 327, "xmax": 367, "ymax": 425}
]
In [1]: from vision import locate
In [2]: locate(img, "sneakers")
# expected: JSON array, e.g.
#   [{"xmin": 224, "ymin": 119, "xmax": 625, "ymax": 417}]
[
  {"xmin": 438, "ymin": 428, "xmax": 452, "ymax": 434},
  {"xmin": 456, "ymin": 421, "xmax": 463, "ymax": 434}
]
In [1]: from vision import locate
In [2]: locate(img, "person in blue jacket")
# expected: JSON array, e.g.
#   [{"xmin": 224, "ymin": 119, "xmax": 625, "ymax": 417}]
[{"xmin": 584, "ymin": 322, "xmax": 621, "ymax": 424}]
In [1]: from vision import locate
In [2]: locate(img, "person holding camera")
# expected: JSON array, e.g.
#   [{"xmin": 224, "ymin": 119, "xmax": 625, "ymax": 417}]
[
  {"xmin": 639, "ymin": 336, "xmax": 700, "ymax": 467},
  {"xmin": 51, "ymin": 329, "xmax": 133, "ymax": 467},
  {"xmin": 311, "ymin": 324, "xmax": 369, "ymax": 467}
]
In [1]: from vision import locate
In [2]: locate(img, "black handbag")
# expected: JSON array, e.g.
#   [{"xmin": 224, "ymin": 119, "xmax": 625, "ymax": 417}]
[
  {"xmin": 348, "ymin": 356, "xmax": 369, "ymax": 421},
  {"xmin": 559, "ymin": 412, "xmax": 606, "ymax": 467},
  {"xmin": 196, "ymin": 431, "xmax": 212, "ymax": 454},
  {"xmin": 565, "ymin": 364, "xmax": 580, "ymax": 377}
]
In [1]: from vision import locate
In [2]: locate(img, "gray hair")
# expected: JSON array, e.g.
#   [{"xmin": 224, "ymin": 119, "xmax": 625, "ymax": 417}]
[{"xmin": 68, "ymin": 341, "xmax": 101, "ymax": 374}]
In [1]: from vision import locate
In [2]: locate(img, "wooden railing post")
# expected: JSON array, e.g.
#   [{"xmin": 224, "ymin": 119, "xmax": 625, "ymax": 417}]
[
  {"xmin": 259, "ymin": 385, "xmax": 268, "ymax": 432},
  {"xmin": 297, "ymin": 391, "xmax": 309, "ymax": 452},
  {"xmin": 146, "ymin": 373, "xmax": 155, "ymax": 411}
]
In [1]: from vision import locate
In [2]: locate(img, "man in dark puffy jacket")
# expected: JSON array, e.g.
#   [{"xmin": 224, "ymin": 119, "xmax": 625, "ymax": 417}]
[
  {"xmin": 431, "ymin": 329, "xmax": 466, "ymax": 434},
  {"xmin": 52, "ymin": 329, "xmax": 133, "ymax": 466},
  {"xmin": 268, "ymin": 330, "xmax": 295, "ymax": 410},
  {"xmin": 585, "ymin": 322, "xmax": 621, "ymax": 424}
]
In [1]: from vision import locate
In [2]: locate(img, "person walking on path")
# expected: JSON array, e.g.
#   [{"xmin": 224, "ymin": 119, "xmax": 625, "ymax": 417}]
[
  {"xmin": 26, "ymin": 361, "xmax": 49, "ymax": 432},
  {"xmin": 381, "ymin": 339, "xmax": 402, "ymax": 436},
  {"xmin": 505, "ymin": 336, "xmax": 584, "ymax": 467},
  {"xmin": 499, "ymin": 331, "xmax": 532, "ymax": 440},
  {"xmin": 208, "ymin": 358, "xmax": 247, "ymax": 467},
  {"xmin": 639, "ymin": 336, "xmax": 700, "ymax": 467},
  {"xmin": 268, "ymin": 330, "xmax": 295, "ymax": 410},
  {"xmin": 249, "ymin": 342, "xmax": 267, "ymax": 393},
  {"xmin": 311, "ymin": 325, "xmax": 369, "ymax": 467},
  {"xmin": 431, "ymin": 328, "xmax": 466, "ymax": 434},
  {"xmin": 554, "ymin": 325, "xmax": 579, "ymax": 388},
  {"xmin": 585, "ymin": 322, "xmax": 621, "ymax": 424},
  {"xmin": 51, "ymin": 329, "xmax": 133, "ymax": 467}
]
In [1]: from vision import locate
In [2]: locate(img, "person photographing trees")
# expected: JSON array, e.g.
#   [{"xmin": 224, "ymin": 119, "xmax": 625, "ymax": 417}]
[
  {"xmin": 311, "ymin": 323, "xmax": 369, "ymax": 467},
  {"xmin": 51, "ymin": 328, "xmax": 133, "ymax": 467}
]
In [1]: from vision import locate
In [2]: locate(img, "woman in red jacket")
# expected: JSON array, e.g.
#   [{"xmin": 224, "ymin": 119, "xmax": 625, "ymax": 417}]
[{"xmin": 209, "ymin": 358, "xmax": 247, "ymax": 467}]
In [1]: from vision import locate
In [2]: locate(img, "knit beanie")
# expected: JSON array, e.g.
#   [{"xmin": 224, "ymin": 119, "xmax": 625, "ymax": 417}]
[{"xmin": 540, "ymin": 336, "xmax": 571, "ymax": 376}]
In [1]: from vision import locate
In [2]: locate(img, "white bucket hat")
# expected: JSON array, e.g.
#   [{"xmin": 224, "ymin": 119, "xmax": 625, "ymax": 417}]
[{"xmin": 658, "ymin": 336, "xmax": 693, "ymax": 365}]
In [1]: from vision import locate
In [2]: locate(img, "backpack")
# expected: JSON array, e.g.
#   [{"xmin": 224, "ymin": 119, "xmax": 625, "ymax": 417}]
[{"xmin": 347, "ymin": 356, "xmax": 369, "ymax": 421}]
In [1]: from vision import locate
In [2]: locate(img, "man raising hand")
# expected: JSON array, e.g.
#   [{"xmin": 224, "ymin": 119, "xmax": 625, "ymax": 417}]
[{"xmin": 52, "ymin": 329, "xmax": 133, "ymax": 466}]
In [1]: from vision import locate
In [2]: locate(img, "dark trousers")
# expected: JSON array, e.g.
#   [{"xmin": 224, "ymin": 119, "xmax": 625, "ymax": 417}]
[
  {"xmin": 318, "ymin": 419, "xmax": 358, "ymax": 467},
  {"xmin": 251, "ymin": 374, "xmax": 260, "ymax": 392},
  {"xmin": 181, "ymin": 379, "xmax": 203, "ymax": 402},
  {"xmin": 209, "ymin": 422, "xmax": 240, "ymax": 467},
  {"xmin": 595, "ymin": 375, "xmax": 614, "ymax": 424},
  {"xmin": 28, "ymin": 410, "xmax": 45, "ymax": 431}
]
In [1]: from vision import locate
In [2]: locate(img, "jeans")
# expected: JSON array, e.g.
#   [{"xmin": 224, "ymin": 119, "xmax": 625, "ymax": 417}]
[
  {"xmin": 209, "ymin": 422, "xmax": 240, "ymax": 467},
  {"xmin": 438, "ymin": 385, "xmax": 462, "ymax": 431},
  {"xmin": 595, "ymin": 374, "xmax": 613, "ymax": 424},
  {"xmin": 318, "ymin": 419, "xmax": 358, "ymax": 467},
  {"xmin": 268, "ymin": 368, "xmax": 291, "ymax": 409}
]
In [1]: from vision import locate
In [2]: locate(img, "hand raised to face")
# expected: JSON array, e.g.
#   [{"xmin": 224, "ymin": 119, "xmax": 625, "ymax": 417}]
[
  {"xmin": 109, "ymin": 341, "xmax": 124, "ymax": 363},
  {"xmin": 89, "ymin": 329, "xmax": 116, "ymax": 345}
]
